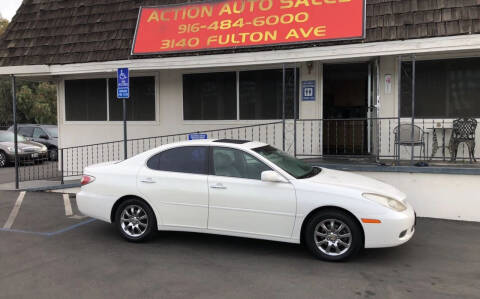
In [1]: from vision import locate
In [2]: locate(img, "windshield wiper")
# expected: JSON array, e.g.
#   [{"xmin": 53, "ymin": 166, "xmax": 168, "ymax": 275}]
[{"xmin": 298, "ymin": 167, "xmax": 321, "ymax": 179}]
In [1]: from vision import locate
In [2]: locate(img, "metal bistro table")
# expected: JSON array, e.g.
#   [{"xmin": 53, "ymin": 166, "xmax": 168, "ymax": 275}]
[{"xmin": 428, "ymin": 126, "xmax": 453, "ymax": 161}]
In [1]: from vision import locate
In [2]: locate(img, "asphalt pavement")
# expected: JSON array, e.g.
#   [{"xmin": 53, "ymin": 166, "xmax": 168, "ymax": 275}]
[{"xmin": 0, "ymin": 190, "xmax": 479, "ymax": 299}]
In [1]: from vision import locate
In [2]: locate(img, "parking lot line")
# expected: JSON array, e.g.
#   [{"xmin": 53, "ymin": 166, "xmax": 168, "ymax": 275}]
[
  {"xmin": 3, "ymin": 191, "xmax": 26, "ymax": 229},
  {"xmin": 63, "ymin": 194, "xmax": 73, "ymax": 217}
]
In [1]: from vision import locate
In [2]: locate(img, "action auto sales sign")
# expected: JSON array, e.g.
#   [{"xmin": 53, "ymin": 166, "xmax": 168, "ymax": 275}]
[{"xmin": 132, "ymin": 0, "xmax": 365, "ymax": 55}]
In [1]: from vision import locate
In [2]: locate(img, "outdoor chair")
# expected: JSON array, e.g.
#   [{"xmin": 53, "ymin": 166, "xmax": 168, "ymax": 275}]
[
  {"xmin": 450, "ymin": 118, "xmax": 477, "ymax": 163},
  {"xmin": 393, "ymin": 124, "xmax": 427, "ymax": 160}
]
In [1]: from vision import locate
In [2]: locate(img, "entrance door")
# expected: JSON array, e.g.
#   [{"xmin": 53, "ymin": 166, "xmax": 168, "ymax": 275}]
[{"xmin": 323, "ymin": 63, "xmax": 369, "ymax": 155}]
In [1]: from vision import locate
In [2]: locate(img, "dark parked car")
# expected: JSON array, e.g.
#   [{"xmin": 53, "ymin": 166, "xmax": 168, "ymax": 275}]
[
  {"xmin": 9, "ymin": 124, "xmax": 58, "ymax": 160},
  {"xmin": 0, "ymin": 131, "xmax": 48, "ymax": 167}
]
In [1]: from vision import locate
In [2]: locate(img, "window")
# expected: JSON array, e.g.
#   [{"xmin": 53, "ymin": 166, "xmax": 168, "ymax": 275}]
[
  {"xmin": 33, "ymin": 128, "xmax": 46, "ymax": 138},
  {"xmin": 212, "ymin": 147, "xmax": 271, "ymax": 180},
  {"xmin": 240, "ymin": 69, "xmax": 299, "ymax": 119},
  {"xmin": 65, "ymin": 79, "xmax": 107, "ymax": 121},
  {"xmin": 108, "ymin": 77, "xmax": 156, "ymax": 121},
  {"xmin": 147, "ymin": 146, "xmax": 209, "ymax": 175},
  {"xmin": 183, "ymin": 72, "xmax": 237, "ymax": 120},
  {"xmin": 183, "ymin": 68, "xmax": 299, "ymax": 120},
  {"xmin": 18, "ymin": 127, "xmax": 33, "ymax": 137},
  {"xmin": 65, "ymin": 77, "xmax": 156, "ymax": 121},
  {"xmin": 401, "ymin": 58, "xmax": 480, "ymax": 118}
]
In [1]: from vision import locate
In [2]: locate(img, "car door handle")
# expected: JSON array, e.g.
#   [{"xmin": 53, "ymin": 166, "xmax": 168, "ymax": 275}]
[
  {"xmin": 140, "ymin": 178, "xmax": 156, "ymax": 184},
  {"xmin": 210, "ymin": 183, "xmax": 227, "ymax": 190}
]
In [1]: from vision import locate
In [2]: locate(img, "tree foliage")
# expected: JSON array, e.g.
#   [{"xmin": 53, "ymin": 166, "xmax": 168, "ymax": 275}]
[{"xmin": 0, "ymin": 16, "xmax": 57, "ymax": 125}]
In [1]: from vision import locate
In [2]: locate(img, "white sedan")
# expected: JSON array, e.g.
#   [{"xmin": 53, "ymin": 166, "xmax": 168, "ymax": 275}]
[{"xmin": 77, "ymin": 139, "xmax": 416, "ymax": 261}]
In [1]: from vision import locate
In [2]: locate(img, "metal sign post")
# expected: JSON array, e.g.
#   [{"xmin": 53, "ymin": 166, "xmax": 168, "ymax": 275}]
[
  {"xmin": 117, "ymin": 68, "xmax": 129, "ymax": 160},
  {"xmin": 11, "ymin": 75, "xmax": 19, "ymax": 189}
]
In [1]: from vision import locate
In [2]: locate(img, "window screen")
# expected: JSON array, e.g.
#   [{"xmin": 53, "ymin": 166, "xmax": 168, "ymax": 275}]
[
  {"xmin": 401, "ymin": 58, "xmax": 480, "ymax": 118},
  {"xmin": 240, "ymin": 69, "xmax": 299, "ymax": 119},
  {"xmin": 65, "ymin": 79, "xmax": 107, "ymax": 121},
  {"xmin": 147, "ymin": 146, "xmax": 209, "ymax": 175},
  {"xmin": 183, "ymin": 72, "xmax": 237, "ymax": 120},
  {"xmin": 109, "ymin": 77, "xmax": 156, "ymax": 121}
]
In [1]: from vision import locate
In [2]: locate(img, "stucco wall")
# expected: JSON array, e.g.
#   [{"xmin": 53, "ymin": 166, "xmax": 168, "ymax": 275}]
[{"xmin": 356, "ymin": 171, "xmax": 480, "ymax": 222}]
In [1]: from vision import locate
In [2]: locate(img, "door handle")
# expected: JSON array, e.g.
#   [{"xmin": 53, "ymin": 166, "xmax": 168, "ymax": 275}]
[
  {"xmin": 140, "ymin": 178, "xmax": 156, "ymax": 184},
  {"xmin": 210, "ymin": 183, "xmax": 227, "ymax": 190}
]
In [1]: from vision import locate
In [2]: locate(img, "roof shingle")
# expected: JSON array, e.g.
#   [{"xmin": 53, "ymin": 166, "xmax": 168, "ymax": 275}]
[{"xmin": 1, "ymin": 0, "xmax": 480, "ymax": 66}]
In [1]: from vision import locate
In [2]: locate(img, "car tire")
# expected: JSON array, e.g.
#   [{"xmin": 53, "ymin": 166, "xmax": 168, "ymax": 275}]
[
  {"xmin": 115, "ymin": 198, "xmax": 156, "ymax": 242},
  {"xmin": 0, "ymin": 151, "xmax": 8, "ymax": 168},
  {"xmin": 304, "ymin": 209, "xmax": 363, "ymax": 262},
  {"xmin": 48, "ymin": 148, "xmax": 58, "ymax": 161}
]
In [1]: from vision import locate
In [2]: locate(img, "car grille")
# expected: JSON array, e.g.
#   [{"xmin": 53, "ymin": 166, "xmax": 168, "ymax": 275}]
[{"xmin": 22, "ymin": 147, "xmax": 39, "ymax": 153}]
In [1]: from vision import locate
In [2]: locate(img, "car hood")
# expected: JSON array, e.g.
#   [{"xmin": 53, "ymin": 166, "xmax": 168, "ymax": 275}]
[
  {"xmin": 0, "ymin": 140, "xmax": 44, "ymax": 150},
  {"xmin": 304, "ymin": 168, "xmax": 406, "ymax": 202}
]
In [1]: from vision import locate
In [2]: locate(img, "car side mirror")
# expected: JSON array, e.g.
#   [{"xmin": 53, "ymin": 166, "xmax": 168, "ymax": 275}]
[
  {"xmin": 39, "ymin": 135, "xmax": 49, "ymax": 140},
  {"xmin": 261, "ymin": 171, "xmax": 288, "ymax": 183}
]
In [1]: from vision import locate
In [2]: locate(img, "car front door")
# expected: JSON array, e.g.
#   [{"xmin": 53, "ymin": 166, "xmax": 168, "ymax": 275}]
[
  {"xmin": 208, "ymin": 147, "xmax": 297, "ymax": 238},
  {"xmin": 137, "ymin": 146, "xmax": 210, "ymax": 228},
  {"xmin": 32, "ymin": 128, "xmax": 47, "ymax": 143}
]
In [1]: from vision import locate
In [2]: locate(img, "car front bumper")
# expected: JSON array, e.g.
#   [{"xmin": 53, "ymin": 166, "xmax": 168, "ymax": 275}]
[
  {"xmin": 7, "ymin": 151, "xmax": 48, "ymax": 162},
  {"xmin": 363, "ymin": 202, "xmax": 416, "ymax": 248}
]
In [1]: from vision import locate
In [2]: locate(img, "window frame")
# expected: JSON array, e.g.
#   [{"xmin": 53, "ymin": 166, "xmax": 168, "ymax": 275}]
[
  {"xmin": 63, "ymin": 74, "xmax": 159, "ymax": 124},
  {"xmin": 400, "ymin": 57, "xmax": 480, "ymax": 118},
  {"xmin": 209, "ymin": 146, "xmax": 273, "ymax": 181},
  {"xmin": 182, "ymin": 67, "xmax": 299, "ymax": 122},
  {"xmin": 146, "ymin": 145, "xmax": 210, "ymax": 175}
]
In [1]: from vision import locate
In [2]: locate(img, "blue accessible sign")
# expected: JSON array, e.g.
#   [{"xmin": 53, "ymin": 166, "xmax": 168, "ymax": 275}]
[
  {"xmin": 188, "ymin": 133, "xmax": 208, "ymax": 140},
  {"xmin": 117, "ymin": 68, "xmax": 129, "ymax": 99},
  {"xmin": 302, "ymin": 80, "xmax": 316, "ymax": 101}
]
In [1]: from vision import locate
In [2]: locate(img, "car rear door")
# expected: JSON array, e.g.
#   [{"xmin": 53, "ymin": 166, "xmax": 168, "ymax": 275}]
[
  {"xmin": 137, "ymin": 146, "xmax": 210, "ymax": 228},
  {"xmin": 207, "ymin": 147, "xmax": 297, "ymax": 238}
]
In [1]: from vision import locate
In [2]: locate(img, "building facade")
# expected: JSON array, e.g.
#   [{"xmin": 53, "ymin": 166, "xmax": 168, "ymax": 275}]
[{"xmin": 1, "ymin": 0, "xmax": 480, "ymax": 221}]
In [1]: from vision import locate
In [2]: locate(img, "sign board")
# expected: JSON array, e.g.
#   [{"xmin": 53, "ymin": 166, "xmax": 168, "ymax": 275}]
[
  {"xmin": 188, "ymin": 133, "xmax": 208, "ymax": 140},
  {"xmin": 117, "ymin": 68, "xmax": 129, "ymax": 99},
  {"xmin": 132, "ymin": 0, "xmax": 365, "ymax": 55},
  {"xmin": 302, "ymin": 80, "xmax": 316, "ymax": 101}
]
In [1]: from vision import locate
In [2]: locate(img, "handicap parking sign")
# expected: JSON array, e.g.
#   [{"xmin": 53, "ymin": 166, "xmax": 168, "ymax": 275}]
[
  {"xmin": 117, "ymin": 68, "xmax": 129, "ymax": 99},
  {"xmin": 302, "ymin": 80, "xmax": 316, "ymax": 101}
]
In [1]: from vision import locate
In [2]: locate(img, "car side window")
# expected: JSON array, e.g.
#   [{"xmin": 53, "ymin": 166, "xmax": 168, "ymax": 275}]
[
  {"xmin": 18, "ymin": 127, "xmax": 33, "ymax": 137},
  {"xmin": 212, "ymin": 147, "xmax": 271, "ymax": 180},
  {"xmin": 147, "ymin": 146, "xmax": 209, "ymax": 175},
  {"xmin": 33, "ymin": 128, "xmax": 45, "ymax": 138}
]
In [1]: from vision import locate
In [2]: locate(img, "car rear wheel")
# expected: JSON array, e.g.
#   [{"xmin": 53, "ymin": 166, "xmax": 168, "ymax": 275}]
[
  {"xmin": 304, "ymin": 210, "xmax": 362, "ymax": 262},
  {"xmin": 0, "ymin": 151, "xmax": 8, "ymax": 168},
  {"xmin": 48, "ymin": 148, "xmax": 58, "ymax": 161},
  {"xmin": 115, "ymin": 198, "xmax": 156, "ymax": 242}
]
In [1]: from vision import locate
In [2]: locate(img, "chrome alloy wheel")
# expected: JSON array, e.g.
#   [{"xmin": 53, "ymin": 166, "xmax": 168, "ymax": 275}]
[
  {"xmin": 0, "ymin": 152, "xmax": 6, "ymax": 167},
  {"xmin": 120, "ymin": 205, "xmax": 149, "ymax": 238},
  {"xmin": 314, "ymin": 219, "xmax": 352, "ymax": 256}
]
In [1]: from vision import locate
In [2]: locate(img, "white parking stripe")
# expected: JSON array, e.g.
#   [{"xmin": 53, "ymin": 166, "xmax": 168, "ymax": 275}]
[
  {"xmin": 63, "ymin": 194, "xmax": 73, "ymax": 217},
  {"xmin": 3, "ymin": 191, "xmax": 26, "ymax": 229}
]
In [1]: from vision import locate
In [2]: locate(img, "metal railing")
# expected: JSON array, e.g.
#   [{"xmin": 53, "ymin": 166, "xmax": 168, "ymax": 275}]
[
  {"xmin": 11, "ymin": 117, "xmax": 480, "ymax": 184},
  {"xmin": 17, "ymin": 122, "xmax": 284, "ymax": 183}
]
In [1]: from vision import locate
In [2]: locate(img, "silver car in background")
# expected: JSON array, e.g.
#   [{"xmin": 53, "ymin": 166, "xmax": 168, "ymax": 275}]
[{"xmin": 0, "ymin": 131, "xmax": 48, "ymax": 167}]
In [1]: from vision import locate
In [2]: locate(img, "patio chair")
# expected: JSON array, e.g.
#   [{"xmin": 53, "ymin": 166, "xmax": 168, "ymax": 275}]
[
  {"xmin": 393, "ymin": 124, "xmax": 427, "ymax": 160},
  {"xmin": 450, "ymin": 118, "xmax": 477, "ymax": 163}
]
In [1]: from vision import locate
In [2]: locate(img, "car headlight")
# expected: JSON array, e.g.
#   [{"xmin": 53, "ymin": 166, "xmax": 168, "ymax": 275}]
[
  {"xmin": 7, "ymin": 146, "xmax": 22, "ymax": 153},
  {"xmin": 41, "ymin": 145, "xmax": 47, "ymax": 152},
  {"xmin": 363, "ymin": 193, "xmax": 407, "ymax": 212}
]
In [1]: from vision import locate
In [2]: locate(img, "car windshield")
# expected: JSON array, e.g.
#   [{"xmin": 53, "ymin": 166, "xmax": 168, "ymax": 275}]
[
  {"xmin": 253, "ymin": 145, "xmax": 321, "ymax": 179},
  {"xmin": 44, "ymin": 127, "xmax": 58, "ymax": 138},
  {"xmin": 0, "ymin": 131, "xmax": 26, "ymax": 142}
]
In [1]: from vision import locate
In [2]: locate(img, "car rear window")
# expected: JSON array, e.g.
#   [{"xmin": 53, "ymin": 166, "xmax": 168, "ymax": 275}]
[{"xmin": 147, "ymin": 146, "xmax": 209, "ymax": 175}]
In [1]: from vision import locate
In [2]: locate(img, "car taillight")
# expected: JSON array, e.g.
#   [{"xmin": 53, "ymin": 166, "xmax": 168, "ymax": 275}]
[{"xmin": 81, "ymin": 175, "xmax": 95, "ymax": 186}]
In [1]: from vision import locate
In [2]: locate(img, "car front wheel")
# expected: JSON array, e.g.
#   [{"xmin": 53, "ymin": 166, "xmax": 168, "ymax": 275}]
[
  {"xmin": 115, "ymin": 198, "xmax": 156, "ymax": 242},
  {"xmin": 0, "ymin": 151, "xmax": 7, "ymax": 168},
  {"xmin": 304, "ymin": 210, "xmax": 363, "ymax": 261}
]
